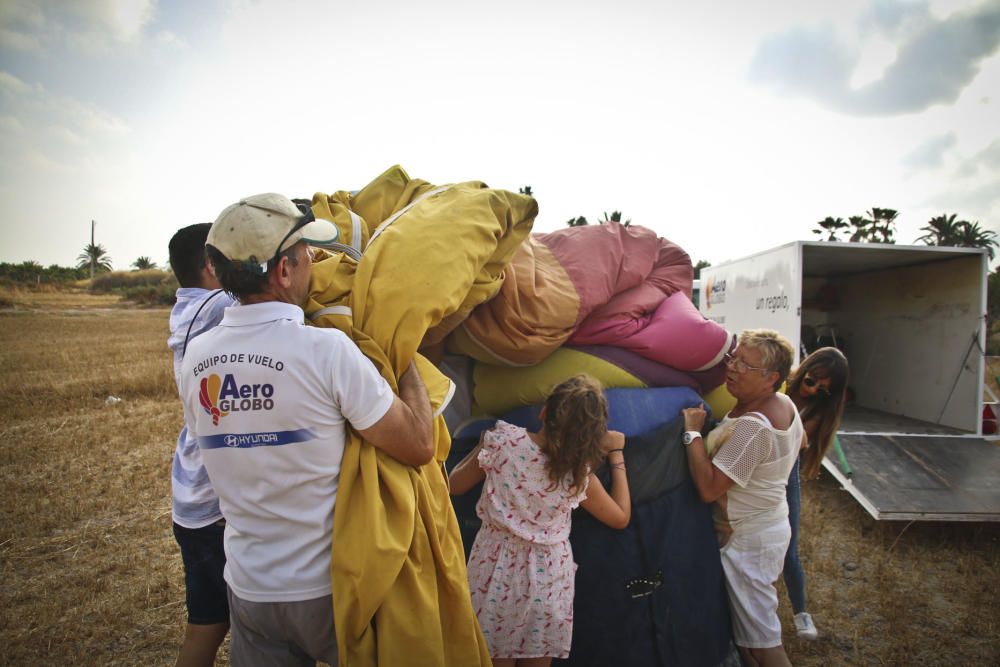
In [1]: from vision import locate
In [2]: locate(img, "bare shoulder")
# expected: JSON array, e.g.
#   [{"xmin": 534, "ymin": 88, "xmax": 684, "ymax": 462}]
[
  {"xmin": 760, "ymin": 393, "xmax": 797, "ymax": 430},
  {"xmin": 603, "ymin": 430, "xmax": 625, "ymax": 448}
]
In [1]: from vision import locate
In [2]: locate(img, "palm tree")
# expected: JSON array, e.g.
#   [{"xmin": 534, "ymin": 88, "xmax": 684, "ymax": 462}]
[
  {"xmin": 566, "ymin": 216, "xmax": 589, "ymax": 227},
  {"xmin": 600, "ymin": 210, "xmax": 632, "ymax": 227},
  {"xmin": 847, "ymin": 215, "xmax": 871, "ymax": 242},
  {"xmin": 813, "ymin": 216, "xmax": 849, "ymax": 241},
  {"xmin": 915, "ymin": 213, "xmax": 962, "ymax": 246},
  {"xmin": 77, "ymin": 243, "xmax": 113, "ymax": 274},
  {"xmin": 865, "ymin": 208, "xmax": 897, "ymax": 244},
  {"xmin": 954, "ymin": 221, "xmax": 998, "ymax": 260},
  {"xmin": 132, "ymin": 256, "xmax": 157, "ymax": 270},
  {"xmin": 815, "ymin": 211, "xmax": 897, "ymax": 244}
]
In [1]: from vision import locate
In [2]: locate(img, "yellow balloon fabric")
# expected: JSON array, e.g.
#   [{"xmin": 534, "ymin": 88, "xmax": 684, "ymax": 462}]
[
  {"xmin": 472, "ymin": 347, "xmax": 648, "ymax": 416},
  {"xmin": 702, "ymin": 382, "xmax": 737, "ymax": 425},
  {"xmin": 304, "ymin": 165, "xmax": 535, "ymax": 667}
]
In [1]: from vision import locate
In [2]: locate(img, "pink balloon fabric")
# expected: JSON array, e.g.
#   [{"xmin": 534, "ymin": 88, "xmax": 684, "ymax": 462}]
[{"xmin": 571, "ymin": 291, "xmax": 733, "ymax": 372}]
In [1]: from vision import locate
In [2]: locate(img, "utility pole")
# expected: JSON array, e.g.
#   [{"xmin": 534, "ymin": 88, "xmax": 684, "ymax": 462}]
[{"xmin": 90, "ymin": 219, "xmax": 95, "ymax": 280}]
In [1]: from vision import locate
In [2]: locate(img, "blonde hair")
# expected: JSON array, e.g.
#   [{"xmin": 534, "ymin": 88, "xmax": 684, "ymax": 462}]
[
  {"xmin": 738, "ymin": 328, "xmax": 794, "ymax": 390},
  {"xmin": 539, "ymin": 374, "xmax": 609, "ymax": 494}
]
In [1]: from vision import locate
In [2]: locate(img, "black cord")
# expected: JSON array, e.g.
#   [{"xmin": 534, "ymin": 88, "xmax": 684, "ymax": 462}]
[{"xmin": 181, "ymin": 290, "xmax": 223, "ymax": 359}]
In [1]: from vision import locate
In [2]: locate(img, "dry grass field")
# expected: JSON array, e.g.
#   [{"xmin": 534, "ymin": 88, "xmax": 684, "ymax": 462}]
[
  {"xmin": 1, "ymin": 290, "xmax": 999, "ymax": 666},
  {"xmin": 0, "ymin": 282, "xmax": 121, "ymax": 310}
]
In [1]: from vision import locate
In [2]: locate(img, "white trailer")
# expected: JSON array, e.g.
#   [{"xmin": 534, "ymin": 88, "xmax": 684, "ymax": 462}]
[{"xmin": 699, "ymin": 241, "xmax": 1000, "ymax": 521}]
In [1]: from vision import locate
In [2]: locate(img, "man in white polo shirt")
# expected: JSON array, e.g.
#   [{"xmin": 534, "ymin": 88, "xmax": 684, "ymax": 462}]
[
  {"xmin": 167, "ymin": 222, "xmax": 237, "ymax": 667},
  {"xmin": 179, "ymin": 193, "xmax": 434, "ymax": 666}
]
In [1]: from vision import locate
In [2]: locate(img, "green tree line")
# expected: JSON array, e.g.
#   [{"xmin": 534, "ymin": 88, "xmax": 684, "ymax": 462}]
[{"xmin": 0, "ymin": 261, "xmax": 89, "ymax": 283}]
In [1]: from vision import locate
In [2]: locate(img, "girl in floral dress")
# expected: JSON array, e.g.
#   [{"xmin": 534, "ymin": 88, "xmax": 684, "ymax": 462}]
[{"xmin": 449, "ymin": 374, "xmax": 632, "ymax": 667}]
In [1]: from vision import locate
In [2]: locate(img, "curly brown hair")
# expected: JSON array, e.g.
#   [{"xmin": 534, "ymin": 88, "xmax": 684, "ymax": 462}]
[{"xmin": 538, "ymin": 374, "xmax": 609, "ymax": 494}]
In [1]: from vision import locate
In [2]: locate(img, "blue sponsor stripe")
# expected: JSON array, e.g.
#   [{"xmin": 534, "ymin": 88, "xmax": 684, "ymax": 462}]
[{"xmin": 198, "ymin": 428, "xmax": 316, "ymax": 450}]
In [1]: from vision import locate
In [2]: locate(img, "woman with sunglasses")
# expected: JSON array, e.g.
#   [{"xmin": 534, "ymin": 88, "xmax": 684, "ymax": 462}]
[
  {"xmin": 683, "ymin": 329, "xmax": 804, "ymax": 667},
  {"xmin": 782, "ymin": 347, "xmax": 850, "ymax": 640}
]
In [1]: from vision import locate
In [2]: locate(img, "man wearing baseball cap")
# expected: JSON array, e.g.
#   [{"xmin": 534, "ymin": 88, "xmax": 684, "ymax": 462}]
[{"xmin": 178, "ymin": 193, "xmax": 434, "ymax": 665}]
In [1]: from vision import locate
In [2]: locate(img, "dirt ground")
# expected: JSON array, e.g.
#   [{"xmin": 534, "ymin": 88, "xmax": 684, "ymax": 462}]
[{"xmin": 1, "ymin": 293, "xmax": 998, "ymax": 666}]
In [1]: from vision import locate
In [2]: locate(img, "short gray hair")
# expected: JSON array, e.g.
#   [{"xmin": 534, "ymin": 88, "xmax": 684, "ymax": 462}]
[{"xmin": 738, "ymin": 328, "xmax": 794, "ymax": 390}]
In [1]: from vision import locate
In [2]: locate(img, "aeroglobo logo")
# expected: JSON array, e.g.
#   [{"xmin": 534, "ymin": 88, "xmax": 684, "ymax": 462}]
[
  {"xmin": 705, "ymin": 276, "xmax": 726, "ymax": 309},
  {"xmin": 199, "ymin": 373, "xmax": 275, "ymax": 425}
]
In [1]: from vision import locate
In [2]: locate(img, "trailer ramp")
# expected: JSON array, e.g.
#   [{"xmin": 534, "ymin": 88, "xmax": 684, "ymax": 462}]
[{"xmin": 824, "ymin": 433, "xmax": 1000, "ymax": 521}]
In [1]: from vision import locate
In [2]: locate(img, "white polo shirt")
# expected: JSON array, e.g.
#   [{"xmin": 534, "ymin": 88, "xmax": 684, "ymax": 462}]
[
  {"xmin": 167, "ymin": 287, "xmax": 237, "ymax": 529},
  {"xmin": 179, "ymin": 301, "xmax": 394, "ymax": 602}
]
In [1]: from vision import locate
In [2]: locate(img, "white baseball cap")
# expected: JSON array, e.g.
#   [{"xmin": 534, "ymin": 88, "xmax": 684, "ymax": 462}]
[{"xmin": 207, "ymin": 193, "xmax": 339, "ymax": 271}]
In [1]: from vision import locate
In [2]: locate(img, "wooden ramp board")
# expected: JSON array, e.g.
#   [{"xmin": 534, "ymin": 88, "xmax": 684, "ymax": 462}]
[
  {"xmin": 839, "ymin": 405, "xmax": 967, "ymax": 436},
  {"xmin": 823, "ymin": 434, "xmax": 1000, "ymax": 521}
]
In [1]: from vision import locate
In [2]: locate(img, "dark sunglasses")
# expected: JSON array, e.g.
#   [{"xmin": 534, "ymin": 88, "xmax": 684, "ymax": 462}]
[
  {"xmin": 270, "ymin": 204, "xmax": 317, "ymax": 264},
  {"xmin": 803, "ymin": 376, "xmax": 831, "ymax": 396}
]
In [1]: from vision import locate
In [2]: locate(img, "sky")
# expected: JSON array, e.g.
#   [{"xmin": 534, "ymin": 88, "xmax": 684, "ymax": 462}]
[{"xmin": 1, "ymin": 0, "xmax": 998, "ymax": 270}]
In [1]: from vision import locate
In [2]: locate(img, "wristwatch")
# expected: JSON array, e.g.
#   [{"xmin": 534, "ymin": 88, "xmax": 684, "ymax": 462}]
[{"xmin": 682, "ymin": 431, "xmax": 702, "ymax": 446}]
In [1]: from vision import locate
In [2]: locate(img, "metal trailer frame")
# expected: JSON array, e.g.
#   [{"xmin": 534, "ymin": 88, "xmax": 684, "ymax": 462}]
[{"xmin": 701, "ymin": 241, "xmax": 1000, "ymax": 522}]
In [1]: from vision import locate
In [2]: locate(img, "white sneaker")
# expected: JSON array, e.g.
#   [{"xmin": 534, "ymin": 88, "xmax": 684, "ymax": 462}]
[{"xmin": 794, "ymin": 612, "xmax": 818, "ymax": 640}]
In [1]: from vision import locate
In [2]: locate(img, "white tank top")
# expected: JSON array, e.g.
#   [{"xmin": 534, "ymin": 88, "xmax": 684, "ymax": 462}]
[{"xmin": 708, "ymin": 395, "xmax": 803, "ymax": 533}]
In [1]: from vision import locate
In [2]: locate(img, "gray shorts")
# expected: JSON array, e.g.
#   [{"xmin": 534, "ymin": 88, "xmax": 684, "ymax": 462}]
[{"xmin": 228, "ymin": 588, "xmax": 338, "ymax": 666}]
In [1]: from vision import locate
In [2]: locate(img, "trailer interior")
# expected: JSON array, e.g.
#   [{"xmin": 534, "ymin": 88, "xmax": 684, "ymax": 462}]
[{"xmin": 798, "ymin": 243, "xmax": 1000, "ymax": 521}]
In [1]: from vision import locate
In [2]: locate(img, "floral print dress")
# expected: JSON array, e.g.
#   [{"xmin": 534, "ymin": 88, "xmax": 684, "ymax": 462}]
[{"xmin": 466, "ymin": 421, "xmax": 587, "ymax": 659}]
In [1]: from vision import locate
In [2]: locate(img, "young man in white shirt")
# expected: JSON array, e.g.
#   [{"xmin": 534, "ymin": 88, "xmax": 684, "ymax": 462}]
[
  {"xmin": 179, "ymin": 193, "xmax": 434, "ymax": 665},
  {"xmin": 167, "ymin": 223, "xmax": 237, "ymax": 667}
]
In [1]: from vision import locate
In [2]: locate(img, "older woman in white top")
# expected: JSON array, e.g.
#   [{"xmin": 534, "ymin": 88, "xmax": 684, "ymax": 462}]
[{"xmin": 683, "ymin": 329, "xmax": 804, "ymax": 667}]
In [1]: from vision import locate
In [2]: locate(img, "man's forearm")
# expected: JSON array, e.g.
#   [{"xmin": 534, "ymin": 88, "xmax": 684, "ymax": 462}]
[{"xmin": 398, "ymin": 362, "xmax": 434, "ymax": 452}]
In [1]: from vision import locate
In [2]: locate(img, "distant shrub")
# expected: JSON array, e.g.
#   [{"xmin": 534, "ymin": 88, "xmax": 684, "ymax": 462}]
[
  {"xmin": 90, "ymin": 269, "xmax": 175, "ymax": 293},
  {"xmin": 88, "ymin": 269, "xmax": 178, "ymax": 306},
  {"xmin": 122, "ymin": 284, "xmax": 177, "ymax": 306}
]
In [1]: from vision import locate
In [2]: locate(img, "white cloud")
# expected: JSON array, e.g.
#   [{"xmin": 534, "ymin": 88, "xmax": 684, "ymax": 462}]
[
  {"xmin": 957, "ymin": 137, "xmax": 1000, "ymax": 176},
  {"xmin": 0, "ymin": 69, "xmax": 34, "ymax": 95},
  {"xmin": 926, "ymin": 178, "xmax": 1000, "ymax": 212},
  {"xmin": 0, "ymin": 114, "xmax": 24, "ymax": 133},
  {"xmin": 98, "ymin": 0, "xmax": 156, "ymax": 42},
  {"xmin": 903, "ymin": 131, "xmax": 958, "ymax": 169},
  {"xmin": 750, "ymin": 0, "xmax": 1000, "ymax": 116},
  {"xmin": 0, "ymin": 0, "xmax": 47, "ymax": 52},
  {"xmin": 0, "ymin": 26, "xmax": 41, "ymax": 51},
  {"xmin": 0, "ymin": 0, "xmax": 997, "ymax": 268},
  {"xmin": 749, "ymin": 23, "xmax": 859, "ymax": 102},
  {"xmin": 152, "ymin": 29, "xmax": 186, "ymax": 49},
  {"xmin": 0, "ymin": 69, "xmax": 130, "ymax": 177},
  {"xmin": 0, "ymin": 0, "xmax": 158, "ymax": 54},
  {"xmin": 861, "ymin": 0, "xmax": 932, "ymax": 37}
]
